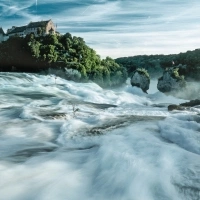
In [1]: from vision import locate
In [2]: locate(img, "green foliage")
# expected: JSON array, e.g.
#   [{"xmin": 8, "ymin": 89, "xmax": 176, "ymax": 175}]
[
  {"xmin": 28, "ymin": 40, "xmax": 41, "ymax": 58},
  {"xmin": 171, "ymin": 68, "xmax": 179, "ymax": 79},
  {"xmin": 136, "ymin": 68, "xmax": 150, "ymax": 79},
  {"xmin": 0, "ymin": 32, "xmax": 127, "ymax": 87},
  {"xmin": 115, "ymin": 49, "xmax": 200, "ymax": 81},
  {"xmin": 168, "ymin": 67, "xmax": 185, "ymax": 82},
  {"xmin": 116, "ymin": 55, "xmax": 164, "ymax": 78}
]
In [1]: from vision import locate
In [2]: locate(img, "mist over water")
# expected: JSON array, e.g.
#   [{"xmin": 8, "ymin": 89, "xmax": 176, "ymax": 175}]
[
  {"xmin": 170, "ymin": 81, "xmax": 200, "ymax": 100},
  {"xmin": 0, "ymin": 72, "xmax": 200, "ymax": 200}
]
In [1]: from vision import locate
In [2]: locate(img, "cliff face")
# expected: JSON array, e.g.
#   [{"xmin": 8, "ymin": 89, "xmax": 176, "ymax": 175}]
[
  {"xmin": 131, "ymin": 69, "xmax": 150, "ymax": 93},
  {"xmin": 157, "ymin": 68, "xmax": 186, "ymax": 93}
]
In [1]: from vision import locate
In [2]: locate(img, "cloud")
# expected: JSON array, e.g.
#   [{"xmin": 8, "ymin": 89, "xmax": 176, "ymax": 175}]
[
  {"xmin": 0, "ymin": 1, "xmax": 40, "ymax": 28},
  {"xmin": 1, "ymin": 0, "xmax": 200, "ymax": 58}
]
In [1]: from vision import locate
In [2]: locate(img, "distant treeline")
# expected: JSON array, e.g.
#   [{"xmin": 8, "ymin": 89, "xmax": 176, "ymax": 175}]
[
  {"xmin": 0, "ymin": 33, "xmax": 127, "ymax": 87},
  {"xmin": 115, "ymin": 49, "xmax": 200, "ymax": 81}
]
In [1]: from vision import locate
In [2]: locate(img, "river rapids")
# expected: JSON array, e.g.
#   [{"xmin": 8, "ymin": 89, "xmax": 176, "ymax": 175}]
[{"xmin": 0, "ymin": 72, "xmax": 200, "ymax": 200}]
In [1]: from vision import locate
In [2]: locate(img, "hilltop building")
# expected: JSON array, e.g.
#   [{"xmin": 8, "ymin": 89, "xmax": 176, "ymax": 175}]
[
  {"xmin": 7, "ymin": 19, "xmax": 56, "ymax": 37},
  {"xmin": 0, "ymin": 19, "xmax": 56, "ymax": 42}
]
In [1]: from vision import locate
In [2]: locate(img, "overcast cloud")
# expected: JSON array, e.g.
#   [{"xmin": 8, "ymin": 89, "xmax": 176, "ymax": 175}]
[{"xmin": 1, "ymin": 0, "xmax": 200, "ymax": 58}]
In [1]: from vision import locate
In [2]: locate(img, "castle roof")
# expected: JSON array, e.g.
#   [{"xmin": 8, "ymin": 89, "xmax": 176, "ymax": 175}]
[
  {"xmin": 8, "ymin": 26, "xmax": 26, "ymax": 34},
  {"xmin": 27, "ymin": 20, "xmax": 50, "ymax": 28},
  {"xmin": 0, "ymin": 27, "xmax": 5, "ymax": 35},
  {"xmin": 5, "ymin": 19, "xmax": 54, "ymax": 36}
]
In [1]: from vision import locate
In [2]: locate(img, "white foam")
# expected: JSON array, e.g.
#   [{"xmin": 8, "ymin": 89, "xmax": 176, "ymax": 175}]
[
  {"xmin": 159, "ymin": 117, "xmax": 200, "ymax": 155},
  {"xmin": 0, "ymin": 72, "xmax": 200, "ymax": 200}
]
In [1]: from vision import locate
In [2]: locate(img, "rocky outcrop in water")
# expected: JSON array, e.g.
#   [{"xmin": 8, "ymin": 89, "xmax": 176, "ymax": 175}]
[
  {"xmin": 168, "ymin": 104, "xmax": 186, "ymax": 111},
  {"xmin": 157, "ymin": 67, "xmax": 186, "ymax": 93},
  {"xmin": 168, "ymin": 99, "xmax": 200, "ymax": 111},
  {"xmin": 131, "ymin": 68, "xmax": 150, "ymax": 93}
]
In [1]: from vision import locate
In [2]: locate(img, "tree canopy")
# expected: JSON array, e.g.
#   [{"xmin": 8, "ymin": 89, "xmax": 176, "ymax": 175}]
[
  {"xmin": 115, "ymin": 49, "xmax": 200, "ymax": 81},
  {"xmin": 0, "ymin": 33, "xmax": 127, "ymax": 87}
]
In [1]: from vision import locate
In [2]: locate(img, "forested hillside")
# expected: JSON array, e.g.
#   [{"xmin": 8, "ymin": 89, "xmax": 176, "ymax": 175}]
[
  {"xmin": 0, "ymin": 33, "xmax": 127, "ymax": 87},
  {"xmin": 115, "ymin": 49, "xmax": 200, "ymax": 81}
]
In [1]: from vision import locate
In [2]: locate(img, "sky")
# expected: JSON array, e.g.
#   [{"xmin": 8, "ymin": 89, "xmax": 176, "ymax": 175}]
[{"xmin": 1, "ymin": 0, "xmax": 200, "ymax": 58}]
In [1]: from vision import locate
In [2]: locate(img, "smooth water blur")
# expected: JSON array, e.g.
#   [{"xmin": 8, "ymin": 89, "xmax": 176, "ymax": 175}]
[{"xmin": 0, "ymin": 73, "xmax": 200, "ymax": 200}]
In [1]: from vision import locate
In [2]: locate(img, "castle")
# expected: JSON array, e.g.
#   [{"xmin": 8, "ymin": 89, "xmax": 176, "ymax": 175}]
[{"xmin": 0, "ymin": 19, "xmax": 56, "ymax": 43}]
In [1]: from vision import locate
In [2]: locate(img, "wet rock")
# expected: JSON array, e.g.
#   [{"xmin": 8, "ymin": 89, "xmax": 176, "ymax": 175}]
[
  {"xmin": 168, "ymin": 104, "xmax": 185, "ymax": 111},
  {"xmin": 168, "ymin": 99, "xmax": 200, "ymax": 111},
  {"xmin": 131, "ymin": 68, "xmax": 150, "ymax": 93},
  {"xmin": 42, "ymin": 113, "xmax": 68, "ymax": 120},
  {"xmin": 157, "ymin": 67, "xmax": 186, "ymax": 93},
  {"xmin": 180, "ymin": 99, "xmax": 200, "ymax": 107}
]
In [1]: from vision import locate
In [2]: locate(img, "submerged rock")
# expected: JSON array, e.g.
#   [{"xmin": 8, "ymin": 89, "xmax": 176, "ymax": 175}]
[
  {"xmin": 180, "ymin": 99, "xmax": 200, "ymax": 107},
  {"xmin": 168, "ymin": 99, "xmax": 200, "ymax": 111},
  {"xmin": 131, "ymin": 68, "xmax": 150, "ymax": 93},
  {"xmin": 168, "ymin": 104, "xmax": 185, "ymax": 111},
  {"xmin": 157, "ymin": 67, "xmax": 186, "ymax": 93}
]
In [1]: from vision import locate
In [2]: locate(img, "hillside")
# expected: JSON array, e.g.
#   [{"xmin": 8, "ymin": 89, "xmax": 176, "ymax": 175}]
[
  {"xmin": 0, "ymin": 33, "xmax": 127, "ymax": 87},
  {"xmin": 115, "ymin": 49, "xmax": 200, "ymax": 81}
]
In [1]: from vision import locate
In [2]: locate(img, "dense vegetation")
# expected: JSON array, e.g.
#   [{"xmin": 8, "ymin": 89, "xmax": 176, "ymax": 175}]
[
  {"xmin": 0, "ymin": 33, "xmax": 127, "ymax": 87},
  {"xmin": 115, "ymin": 49, "xmax": 200, "ymax": 81},
  {"xmin": 134, "ymin": 68, "xmax": 150, "ymax": 79},
  {"xmin": 167, "ymin": 67, "xmax": 185, "ymax": 81}
]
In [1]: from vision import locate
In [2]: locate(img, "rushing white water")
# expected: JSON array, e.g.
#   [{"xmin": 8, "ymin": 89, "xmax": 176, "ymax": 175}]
[{"xmin": 0, "ymin": 72, "xmax": 200, "ymax": 200}]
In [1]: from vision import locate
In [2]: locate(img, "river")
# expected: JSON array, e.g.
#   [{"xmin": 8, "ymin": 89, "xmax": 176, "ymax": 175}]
[{"xmin": 0, "ymin": 72, "xmax": 200, "ymax": 200}]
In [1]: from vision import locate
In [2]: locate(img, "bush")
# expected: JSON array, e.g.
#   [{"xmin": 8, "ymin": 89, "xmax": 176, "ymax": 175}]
[{"xmin": 136, "ymin": 68, "xmax": 150, "ymax": 79}]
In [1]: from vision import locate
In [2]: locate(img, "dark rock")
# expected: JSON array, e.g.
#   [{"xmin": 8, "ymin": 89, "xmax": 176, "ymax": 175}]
[
  {"xmin": 168, "ymin": 99, "xmax": 200, "ymax": 111},
  {"xmin": 180, "ymin": 99, "xmax": 200, "ymax": 107},
  {"xmin": 157, "ymin": 67, "xmax": 186, "ymax": 93},
  {"xmin": 168, "ymin": 104, "xmax": 185, "ymax": 111},
  {"xmin": 131, "ymin": 69, "xmax": 150, "ymax": 93}
]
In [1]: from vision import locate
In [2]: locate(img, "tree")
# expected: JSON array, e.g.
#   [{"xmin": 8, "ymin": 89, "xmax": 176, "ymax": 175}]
[{"xmin": 0, "ymin": 31, "xmax": 128, "ymax": 86}]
